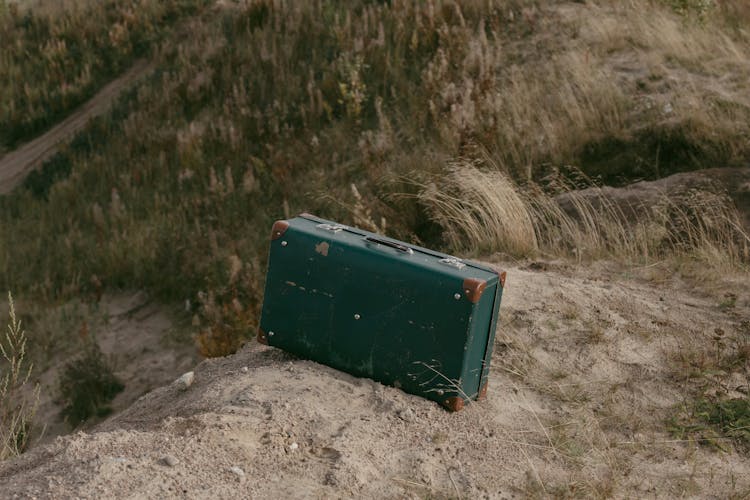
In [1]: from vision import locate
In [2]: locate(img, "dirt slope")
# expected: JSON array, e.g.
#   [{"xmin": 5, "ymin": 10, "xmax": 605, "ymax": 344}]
[
  {"xmin": 1, "ymin": 261, "xmax": 748, "ymax": 498},
  {"xmin": 31, "ymin": 293, "xmax": 200, "ymax": 443},
  {"xmin": 0, "ymin": 60, "xmax": 153, "ymax": 194}
]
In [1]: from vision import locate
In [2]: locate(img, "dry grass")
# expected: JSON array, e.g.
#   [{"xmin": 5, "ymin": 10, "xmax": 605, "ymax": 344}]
[
  {"xmin": 0, "ymin": 292, "xmax": 40, "ymax": 461},
  {"xmin": 416, "ymin": 159, "xmax": 750, "ymax": 266},
  {"xmin": 412, "ymin": 161, "xmax": 538, "ymax": 255}
]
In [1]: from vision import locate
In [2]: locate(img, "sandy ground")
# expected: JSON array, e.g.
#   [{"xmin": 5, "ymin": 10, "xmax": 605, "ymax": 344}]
[
  {"xmin": 30, "ymin": 293, "xmax": 200, "ymax": 444},
  {"xmin": 0, "ymin": 60, "xmax": 153, "ymax": 194},
  {"xmin": 1, "ymin": 261, "xmax": 748, "ymax": 499}
]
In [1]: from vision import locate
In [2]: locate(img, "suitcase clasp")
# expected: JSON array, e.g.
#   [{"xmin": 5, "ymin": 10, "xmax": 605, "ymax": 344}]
[
  {"xmin": 316, "ymin": 223, "xmax": 345, "ymax": 233},
  {"xmin": 439, "ymin": 257, "xmax": 466, "ymax": 270}
]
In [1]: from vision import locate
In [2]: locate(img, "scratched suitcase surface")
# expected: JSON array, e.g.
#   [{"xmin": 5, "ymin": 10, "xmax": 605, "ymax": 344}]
[{"xmin": 258, "ymin": 214, "xmax": 506, "ymax": 411}]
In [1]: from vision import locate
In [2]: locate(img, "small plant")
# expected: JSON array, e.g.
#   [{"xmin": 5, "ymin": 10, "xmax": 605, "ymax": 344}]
[
  {"xmin": 662, "ymin": 0, "xmax": 715, "ymax": 19},
  {"xmin": 1, "ymin": 292, "xmax": 40, "ymax": 461},
  {"xmin": 718, "ymin": 293, "xmax": 737, "ymax": 310},
  {"xmin": 697, "ymin": 398, "xmax": 750, "ymax": 444},
  {"xmin": 195, "ymin": 325, "xmax": 246, "ymax": 358},
  {"xmin": 194, "ymin": 290, "xmax": 256, "ymax": 358},
  {"xmin": 58, "ymin": 342, "xmax": 124, "ymax": 427},
  {"xmin": 669, "ymin": 397, "xmax": 750, "ymax": 450}
]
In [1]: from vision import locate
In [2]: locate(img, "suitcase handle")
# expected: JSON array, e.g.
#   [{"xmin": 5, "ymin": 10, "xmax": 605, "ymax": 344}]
[{"xmin": 363, "ymin": 236, "xmax": 414, "ymax": 255}]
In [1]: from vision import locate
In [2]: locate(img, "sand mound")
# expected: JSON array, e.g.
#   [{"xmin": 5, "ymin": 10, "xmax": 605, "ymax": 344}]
[{"xmin": 1, "ymin": 262, "xmax": 749, "ymax": 498}]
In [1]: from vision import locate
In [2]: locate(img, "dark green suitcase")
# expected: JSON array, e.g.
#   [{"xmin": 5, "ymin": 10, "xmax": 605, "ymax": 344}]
[{"xmin": 258, "ymin": 214, "xmax": 506, "ymax": 411}]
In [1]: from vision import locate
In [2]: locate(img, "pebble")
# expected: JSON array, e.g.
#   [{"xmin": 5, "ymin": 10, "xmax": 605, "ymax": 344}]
[
  {"xmin": 240, "ymin": 366, "xmax": 248, "ymax": 373},
  {"xmin": 289, "ymin": 442, "xmax": 299, "ymax": 451},
  {"xmin": 161, "ymin": 455, "xmax": 179, "ymax": 467},
  {"xmin": 230, "ymin": 466, "xmax": 245, "ymax": 480},
  {"xmin": 398, "ymin": 408, "xmax": 416, "ymax": 423},
  {"xmin": 174, "ymin": 371, "xmax": 194, "ymax": 391}
]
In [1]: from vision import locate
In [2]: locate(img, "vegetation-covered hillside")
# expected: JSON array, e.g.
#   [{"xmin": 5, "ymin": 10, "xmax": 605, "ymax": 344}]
[
  {"xmin": 0, "ymin": 0, "xmax": 211, "ymax": 153},
  {"xmin": 0, "ymin": 0, "xmax": 749, "ymax": 458},
  {"xmin": 2, "ymin": 0, "xmax": 748, "ymax": 325}
]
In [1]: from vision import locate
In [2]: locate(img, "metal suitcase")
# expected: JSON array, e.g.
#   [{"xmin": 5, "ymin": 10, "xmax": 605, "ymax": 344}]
[{"xmin": 258, "ymin": 214, "xmax": 506, "ymax": 411}]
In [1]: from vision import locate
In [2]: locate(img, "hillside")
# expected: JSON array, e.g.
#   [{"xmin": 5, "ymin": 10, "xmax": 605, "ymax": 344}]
[{"xmin": 1, "ymin": 0, "xmax": 750, "ymax": 497}]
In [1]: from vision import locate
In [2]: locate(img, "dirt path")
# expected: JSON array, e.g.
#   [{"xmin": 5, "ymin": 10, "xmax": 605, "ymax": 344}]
[{"xmin": 0, "ymin": 60, "xmax": 153, "ymax": 195}]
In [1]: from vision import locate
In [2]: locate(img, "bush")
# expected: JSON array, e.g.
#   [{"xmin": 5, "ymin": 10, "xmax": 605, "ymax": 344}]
[{"xmin": 58, "ymin": 342, "xmax": 123, "ymax": 427}]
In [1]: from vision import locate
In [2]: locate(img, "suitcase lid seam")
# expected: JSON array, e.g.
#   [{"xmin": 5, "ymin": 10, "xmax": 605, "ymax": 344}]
[{"xmin": 295, "ymin": 214, "xmax": 499, "ymax": 277}]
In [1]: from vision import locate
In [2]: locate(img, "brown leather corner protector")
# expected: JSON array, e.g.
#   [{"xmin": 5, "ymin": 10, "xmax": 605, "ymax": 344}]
[
  {"xmin": 463, "ymin": 278, "xmax": 487, "ymax": 303},
  {"xmin": 477, "ymin": 383, "xmax": 488, "ymax": 401},
  {"xmin": 488, "ymin": 266, "xmax": 507, "ymax": 288},
  {"xmin": 271, "ymin": 220, "xmax": 290, "ymax": 240},
  {"xmin": 257, "ymin": 328, "xmax": 269, "ymax": 345},
  {"xmin": 443, "ymin": 397, "xmax": 465, "ymax": 412}
]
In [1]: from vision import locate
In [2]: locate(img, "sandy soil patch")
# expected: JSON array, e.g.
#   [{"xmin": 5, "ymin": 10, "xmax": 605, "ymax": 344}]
[{"xmin": 1, "ymin": 262, "xmax": 748, "ymax": 498}]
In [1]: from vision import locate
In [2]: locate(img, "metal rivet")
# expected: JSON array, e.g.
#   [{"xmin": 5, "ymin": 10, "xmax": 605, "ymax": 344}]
[
  {"xmin": 437, "ymin": 389, "xmax": 445, "ymax": 396},
  {"xmin": 354, "ymin": 314, "xmax": 361, "ymax": 320},
  {"xmin": 465, "ymin": 289, "xmax": 470, "ymax": 294},
  {"xmin": 268, "ymin": 331, "xmax": 275, "ymax": 337},
  {"xmin": 281, "ymin": 241, "xmax": 288, "ymax": 247},
  {"xmin": 454, "ymin": 293, "xmax": 461, "ymax": 300}
]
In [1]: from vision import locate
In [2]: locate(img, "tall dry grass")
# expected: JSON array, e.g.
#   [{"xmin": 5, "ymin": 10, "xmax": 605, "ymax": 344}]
[
  {"xmin": 417, "ymin": 160, "xmax": 750, "ymax": 265},
  {"xmin": 0, "ymin": 292, "xmax": 39, "ymax": 460}
]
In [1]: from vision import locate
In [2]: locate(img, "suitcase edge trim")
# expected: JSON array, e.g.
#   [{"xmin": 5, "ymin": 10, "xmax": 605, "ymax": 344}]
[
  {"xmin": 476, "ymin": 267, "xmax": 506, "ymax": 403},
  {"xmin": 296, "ymin": 213, "xmax": 498, "ymax": 277}
]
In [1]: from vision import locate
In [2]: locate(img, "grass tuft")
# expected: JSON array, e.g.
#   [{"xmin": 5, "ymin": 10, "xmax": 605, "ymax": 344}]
[
  {"xmin": 0, "ymin": 292, "xmax": 40, "ymax": 460},
  {"xmin": 415, "ymin": 160, "xmax": 750, "ymax": 266}
]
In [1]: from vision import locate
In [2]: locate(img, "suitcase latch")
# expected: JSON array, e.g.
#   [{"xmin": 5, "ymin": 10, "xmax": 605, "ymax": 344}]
[
  {"xmin": 316, "ymin": 223, "xmax": 345, "ymax": 233},
  {"xmin": 439, "ymin": 257, "xmax": 466, "ymax": 270}
]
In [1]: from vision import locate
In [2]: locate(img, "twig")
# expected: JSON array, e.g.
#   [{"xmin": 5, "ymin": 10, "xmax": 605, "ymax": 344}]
[{"xmin": 447, "ymin": 467, "xmax": 462, "ymax": 500}]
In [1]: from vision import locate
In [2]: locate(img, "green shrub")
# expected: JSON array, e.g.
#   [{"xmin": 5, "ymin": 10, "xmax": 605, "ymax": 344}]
[{"xmin": 58, "ymin": 342, "xmax": 123, "ymax": 427}]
